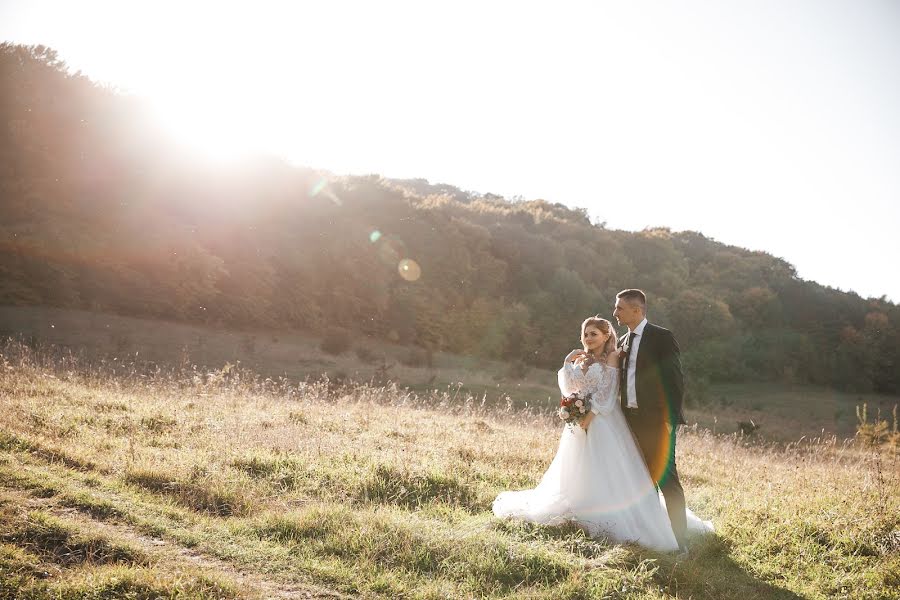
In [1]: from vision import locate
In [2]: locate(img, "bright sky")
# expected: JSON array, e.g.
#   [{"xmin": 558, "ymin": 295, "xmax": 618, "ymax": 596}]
[{"xmin": 2, "ymin": 0, "xmax": 899, "ymax": 302}]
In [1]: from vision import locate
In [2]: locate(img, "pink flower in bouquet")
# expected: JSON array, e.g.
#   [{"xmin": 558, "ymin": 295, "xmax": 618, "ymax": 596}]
[{"xmin": 558, "ymin": 393, "xmax": 591, "ymax": 427}]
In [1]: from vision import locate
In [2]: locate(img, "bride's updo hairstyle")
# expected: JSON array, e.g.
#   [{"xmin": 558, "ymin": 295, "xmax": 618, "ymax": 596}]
[{"xmin": 581, "ymin": 315, "xmax": 617, "ymax": 360}]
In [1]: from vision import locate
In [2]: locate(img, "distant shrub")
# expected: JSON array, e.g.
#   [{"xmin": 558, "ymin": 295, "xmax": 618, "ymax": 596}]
[
  {"xmin": 239, "ymin": 334, "xmax": 257, "ymax": 355},
  {"xmin": 856, "ymin": 403, "xmax": 899, "ymax": 447},
  {"xmin": 400, "ymin": 347, "xmax": 432, "ymax": 368},
  {"xmin": 738, "ymin": 420, "xmax": 760, "ymax": 436},
  {"xmin": 320, "ymin": 328, "xmax": 351, "ymax": 355},
  {"xmin": 373, "ymin": 359, "xmax": 395, "ymax": 385},
  {"xmin": 330, "ymin": 370, "xmax": 348, "ymax": 384},
  {"xmin": 111, "ymin": 332, "xmax": 131, "ymax": 354},
  {"xmin": 355, "ymin": 345, "xmax": 379, "ymax": 364},
  {"xmin": 505, "ymin": 361, "xmax": 529, "ymax": 380}
]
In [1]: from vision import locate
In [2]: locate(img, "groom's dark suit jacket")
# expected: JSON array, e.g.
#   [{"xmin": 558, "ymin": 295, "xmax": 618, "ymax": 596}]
[
  {"xmin": 619, "ymin": 322, "xmax": 686, "ymax": 430},
  {"xmin": 619, "ymin": 321, "xmax": 688, "ymax": 545}
]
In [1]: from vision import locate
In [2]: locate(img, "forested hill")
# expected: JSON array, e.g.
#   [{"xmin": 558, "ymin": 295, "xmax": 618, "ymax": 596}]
[{"xmin": 1, "ymin": 43, "xmax": 898, "ymax": 394}]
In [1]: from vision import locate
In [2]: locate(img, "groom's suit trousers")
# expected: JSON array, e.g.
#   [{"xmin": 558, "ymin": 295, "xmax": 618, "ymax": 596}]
[{"xmin": 624, "ymin": 409, "xmax": 688, "ymax": 547}]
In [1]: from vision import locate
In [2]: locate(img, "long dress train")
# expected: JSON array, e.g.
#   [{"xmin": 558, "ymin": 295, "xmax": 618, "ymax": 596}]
[{"xmin": 492, "ymin": 361, "xmax": 713, "ymax": 551}]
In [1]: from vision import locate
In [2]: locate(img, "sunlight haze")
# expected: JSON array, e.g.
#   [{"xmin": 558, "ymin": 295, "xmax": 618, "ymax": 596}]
[{"xmin": 2, "ymin": 0, "xmax": 898, "ymax": 301}]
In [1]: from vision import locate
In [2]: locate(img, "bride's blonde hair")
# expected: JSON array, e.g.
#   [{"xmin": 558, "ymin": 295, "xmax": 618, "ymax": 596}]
[{"xmin": 581, "ymin": 315, "xmax": 617, "ymax": 361}]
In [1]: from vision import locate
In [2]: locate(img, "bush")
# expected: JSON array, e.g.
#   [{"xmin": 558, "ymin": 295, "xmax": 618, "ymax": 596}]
[
  {"xmin": 355, "ymin": 345, "xmax": 380, "ymax": 364},
  {"xmin": 239, "ymin": 334, "xmax": 257, "ymax": 355},
  {"xmin": 400, "ymin": 347, "xmax": 432, "ymax": 368},
  {"xmin": 504, "ymin": 361, "xmax": 529, "ymax": 380},
  {"xmin": 856, "ymin": 403, "xmax": 899, "ymax": 447},
  {"xmin": 320, "ymin": 328, "xmax": 351, "ymax": 355}
]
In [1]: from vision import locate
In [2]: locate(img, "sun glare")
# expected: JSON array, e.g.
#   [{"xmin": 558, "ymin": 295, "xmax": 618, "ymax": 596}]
[
  {"xmin": 150, "ymin": 94, "xmax": 269, "ymax": 163},
  {"xmin": 128, "ymin": 3, "xmax": 298, "ymax": 164},
  {"xmin": 3, "ymin": 0, "xmax": 896, "ymax": 299}
]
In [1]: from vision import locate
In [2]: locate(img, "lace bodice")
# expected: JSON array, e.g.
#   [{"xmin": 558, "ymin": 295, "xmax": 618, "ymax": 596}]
[{"xmin": 557, "ymin": 361, "xmax": 620, "ymax": 415}]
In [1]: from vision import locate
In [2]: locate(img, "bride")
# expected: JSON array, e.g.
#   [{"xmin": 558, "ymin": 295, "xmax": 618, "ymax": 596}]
[{"xmin": 492, "ymin": 316, "xmax": 712, "ymax": 552}]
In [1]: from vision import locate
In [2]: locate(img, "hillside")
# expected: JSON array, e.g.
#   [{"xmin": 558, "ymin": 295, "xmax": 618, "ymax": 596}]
[
  {"xmin": 2, "ymin": 41, "xmax": 899, "ymax": 398},
  {"xmin": 0, "ymin": 341, "xmax": 897, "ymax": 599}
]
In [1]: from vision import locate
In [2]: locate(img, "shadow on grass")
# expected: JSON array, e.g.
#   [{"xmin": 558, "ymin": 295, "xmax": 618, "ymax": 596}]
[
  {"xmin": 495, "ymin": 521, "xmax": 809, "ymax": 599},
  {"xmin": 646, "ymin": 534, "xmax": 808, "ymax": 600}
]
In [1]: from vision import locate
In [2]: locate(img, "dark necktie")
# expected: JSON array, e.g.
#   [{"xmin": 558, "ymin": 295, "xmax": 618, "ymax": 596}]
[{"xmin": 620, "ymin": 331, "xmax": 636, "ymax": 407}]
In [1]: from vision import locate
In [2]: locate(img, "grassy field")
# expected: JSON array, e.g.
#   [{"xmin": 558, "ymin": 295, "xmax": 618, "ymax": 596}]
[
  {"xmin": 0, "ymin": 339, "xmax": 897, "ymax": 599},
  {"xmin": 0, "ymin": 305, "xmax": 557, "ymax": 408},
  {"xmin": 3, "ymin": 305, "xmax": 898, "ymax": 444}
]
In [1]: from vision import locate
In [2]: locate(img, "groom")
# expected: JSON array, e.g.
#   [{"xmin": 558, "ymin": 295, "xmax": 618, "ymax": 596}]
[{"xmin": 613, "ymin": 289, "xmax": 688, "ymax": 550}]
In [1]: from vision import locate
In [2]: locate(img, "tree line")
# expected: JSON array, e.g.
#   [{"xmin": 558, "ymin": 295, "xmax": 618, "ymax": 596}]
[{"xmin": 1, "ymin": 43, "xmax": 897, "ymax": 396}]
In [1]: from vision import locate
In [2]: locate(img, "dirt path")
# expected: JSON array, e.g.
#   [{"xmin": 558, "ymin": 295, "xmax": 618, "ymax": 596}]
[{"xmin": 2, "ymin": 483, "xmax": 355, "ymax": 600}]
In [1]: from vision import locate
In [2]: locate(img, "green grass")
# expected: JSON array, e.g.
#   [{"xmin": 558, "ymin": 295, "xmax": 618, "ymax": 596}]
[
  {"xmin": 4, "ymin": 564, "xmax": 242, "ymax": 600},
  {"xmin": 0, "ymin": 338, "xmax": 897, "ymax": 599},
  {"xmin": 0, "ymin": 507, "xmax": 146, "ymax": 567},
  {"xmin": 701, "ymin": 382, "xmax": 900, "ymax": 441},
  {"xmin": 123, "ymin": 467, "xmax": 254, "ymax": 517},
  {"xmin": 0, "ymin": 493, "xmax": 240, "ymax": 600}
]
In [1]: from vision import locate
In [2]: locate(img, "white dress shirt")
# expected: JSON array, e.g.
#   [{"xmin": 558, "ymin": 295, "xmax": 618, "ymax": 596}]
[{"xmin": 625, "ymin": 318, "xmax": 648, "ymax": 408}]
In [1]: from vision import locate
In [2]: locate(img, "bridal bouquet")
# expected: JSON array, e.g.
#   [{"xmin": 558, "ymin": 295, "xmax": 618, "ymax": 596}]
[{"xmin": 558, "ymin": 392, "xmax": 591, "ymax": 427}]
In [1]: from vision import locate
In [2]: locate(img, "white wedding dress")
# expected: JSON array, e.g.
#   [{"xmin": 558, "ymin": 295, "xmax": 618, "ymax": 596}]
[{"xmin": 492, "ymin": 361, "xmax": 713, "ymax": 551}]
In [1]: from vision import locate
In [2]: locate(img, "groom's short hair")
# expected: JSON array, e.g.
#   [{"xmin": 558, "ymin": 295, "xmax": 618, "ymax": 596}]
[{"xmin": 616, "ymin": 289, "xmax": 647, "ymax": 313}]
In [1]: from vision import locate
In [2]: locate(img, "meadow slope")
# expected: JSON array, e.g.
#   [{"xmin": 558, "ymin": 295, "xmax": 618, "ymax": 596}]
[
  {"xmin": 4, "ymin": 305, "xmax": 898, "ymax": 444},
  {"xmin": 0, "ymin": 342, "xmax": 897, "ymax": 599}
]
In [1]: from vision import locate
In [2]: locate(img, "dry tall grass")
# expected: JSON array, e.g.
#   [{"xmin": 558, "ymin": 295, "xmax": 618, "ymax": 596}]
[{"xmin": 0, "ymin": 339, "xmax": 897, "ymax": 599}]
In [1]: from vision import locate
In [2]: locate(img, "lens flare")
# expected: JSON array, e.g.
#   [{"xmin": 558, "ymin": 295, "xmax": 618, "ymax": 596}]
[
  {"xmin": 309, "ymin": 179, "xmax": 342, "ymax": 205},
  {"xmin": 310, "ymin": 179, "xmax": 327, "ymax": 197},
  {"xmin": 398, "ymin": 258, "xmax": 421, "ymax": 281},
  {"xmin": 369, "ymin": 230, "xmax": 382, "ymax": 243}
]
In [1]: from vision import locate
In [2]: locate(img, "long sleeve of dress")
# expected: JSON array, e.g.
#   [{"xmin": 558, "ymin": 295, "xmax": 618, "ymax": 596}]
[
  {"xmin": 557, "ymin": 362, "xmax": 620, "ymax": 416},
  {"xmin": 558, "ymin": 362, "xmax": 579, "ymax": 397}
]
